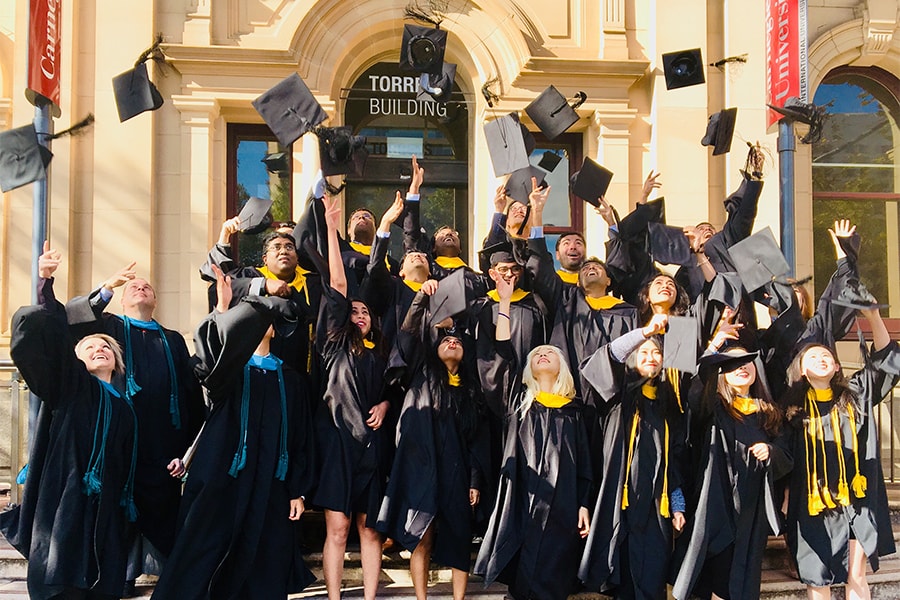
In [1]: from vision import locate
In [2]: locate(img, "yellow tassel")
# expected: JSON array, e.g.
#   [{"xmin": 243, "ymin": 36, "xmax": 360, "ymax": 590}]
[
  {"xmin": 621, "ymin": 485, "xmax": 629, "ymax": 510},
  {"xmin": 821, "ymin": 486, "xmax": 837, "ymax": 509},
  {"xmin": 808, "ymin": 492, "xmax": 825, "ymax": 515},
  {"xmin": 836, "ymin": 482, "xmax": 850, "ymax": 506},
  {"xmin": 852, "ymin": 474, "xmax": 868, "ymax": 498},
  {"xmin": 659, "ymin": 491, "xmax": 670, "ymax": 518}
]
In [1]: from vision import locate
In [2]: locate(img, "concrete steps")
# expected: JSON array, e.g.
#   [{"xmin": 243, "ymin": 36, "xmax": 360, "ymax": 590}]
[{"xmin": 6, "ymin": 496, "xmax": 900, "ymax": 599}]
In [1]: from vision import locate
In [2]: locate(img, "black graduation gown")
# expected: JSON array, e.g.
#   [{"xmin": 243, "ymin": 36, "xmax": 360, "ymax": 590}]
[
  {"xmin": 474, "ymin": 290, "xmax": 548, "ymax": 371},
  {"xmin": 311, "ymin": 286, "xmax": 390, "ymax": 522},
  {"xmin": 151, "ymin": 299, "xmax": 315, "ymax": 600},
  {"xmin": 473, "ymin": 340, "xmax": 593, "ymax": 600},
  {"xmin": 376, "ymin": 293, "xmax": 489, "ymax": 569},
  {"xmin": 784, "ymin": 341, "xmax": 900, "ymax": 586},
  {"xmin": 578, "ymin": 345, "xmax": 687, "ymax": 598},
  {"xmin": 65, "ymin": 290, "xmax": 204, "ymax": 556},
  {"xmin": 671, "ymin": 387, "xmax": 792, "ymax": 600},
  {"xmin": 4, "ymin": 278, "xmax": 136, "ymax": 600}
]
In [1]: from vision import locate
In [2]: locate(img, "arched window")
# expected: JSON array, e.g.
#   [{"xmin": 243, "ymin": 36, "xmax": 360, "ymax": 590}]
[{"xmin": 812, "ymin": 67, "xmax": 900, "ymax": 314}]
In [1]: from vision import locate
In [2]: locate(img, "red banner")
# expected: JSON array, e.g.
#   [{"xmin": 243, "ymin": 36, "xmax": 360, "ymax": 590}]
[
  {"xmin": 26, "ymin": 0, "xmax": 61, "ymax": 116},
  {"xmin": 765, "ymin": 0, "xmax": 807, "ymax": 128}
]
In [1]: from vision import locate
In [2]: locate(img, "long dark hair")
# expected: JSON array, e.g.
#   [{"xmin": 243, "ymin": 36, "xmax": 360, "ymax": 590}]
[
  {"xmin": 637, "ymin": 273, "xmax": 690, "ymax": 324},
  {"xmin": 429, "ymin": 335, "xmax": 483, "ymax": 443},
  {"xmin": 327, "ymin": 297, "xmax": 385, "ymax": 357},
  {"xmin": 716, "ymin": 361, "xmax": 783, "ymax": 436},
  {"xmin": 783, "ymin": 343, "xmax": 855, "ymax": 426}
]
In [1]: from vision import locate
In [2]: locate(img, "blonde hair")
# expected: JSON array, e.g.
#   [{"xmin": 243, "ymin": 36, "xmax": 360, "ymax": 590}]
[
  {"xmin": 518, "ymin": 345, "xmax": 575, "ymax": 416},
  {"xmin": 75, "ymin": 334, "xmax": 125, "ymax": 376}
]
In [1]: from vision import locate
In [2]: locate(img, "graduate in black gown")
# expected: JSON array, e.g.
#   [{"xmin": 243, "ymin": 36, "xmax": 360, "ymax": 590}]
[
  {"xmin": 64, "ymin": 270, "xmax": 204, "ymax": 588},
  {"xmin": 4, "ymin": 241, "xmax": 137, "ymax": 600},
  {"xmin": 781, "ymin": 302, "xmax": 900, "ymax": 600},
  {"xmin": 313, "ymin": 195, "xmax": 391, "ymax": 600},
  {"xmin": 150, "ymin": 267, "xmax": 314, "ymax": 600},
  {"xmin": 473, "ymin": 271, "xmax": 592, "ymax": 600},
  {"xmin": 377, "ymin": 284, "xmax": 489, "ymax": 600},
  {"xmin": 671, "ymin": 335, "xmax": 792, "ymax": 600},
  {"xmin": 578, "ymin": 315, "xmax": 688, "ymax": 599}
]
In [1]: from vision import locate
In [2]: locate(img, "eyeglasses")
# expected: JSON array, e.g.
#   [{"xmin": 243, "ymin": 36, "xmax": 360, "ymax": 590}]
[
  {"xmin": 267, "ymin": 243, "xmax": 296, "ymax": 253},
  {"xmin": 494, "ymin": 265, "xmax": 523, "ymax": 275}
]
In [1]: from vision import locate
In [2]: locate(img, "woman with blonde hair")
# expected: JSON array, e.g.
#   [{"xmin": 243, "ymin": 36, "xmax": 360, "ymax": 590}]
[{"xmin": 473, "ymin": 272, "xmax": 592, "ymax": 600}]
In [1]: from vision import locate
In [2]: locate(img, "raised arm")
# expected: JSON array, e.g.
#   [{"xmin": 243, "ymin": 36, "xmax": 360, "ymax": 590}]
[{"xmin": 324, "ymin": 194, "xmax": 347, "ymax": 298}]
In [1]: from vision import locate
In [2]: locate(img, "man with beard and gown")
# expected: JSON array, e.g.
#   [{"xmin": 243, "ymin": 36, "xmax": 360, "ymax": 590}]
[
  {"xmin": 4, "ymin": 241, "xmax": 138, "ymax": 600},
  {"xmin": 150, "ymin": 266, "xmax": 315, "ymax": 600},
  {"xmin": 473, "ymin": 270, "xmax": 592, "ymax": 600}
]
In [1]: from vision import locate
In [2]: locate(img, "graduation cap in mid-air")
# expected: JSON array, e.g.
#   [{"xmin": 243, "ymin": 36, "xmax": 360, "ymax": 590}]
[
  {"xmin": 701, "ymin": 107, "xmax": 738, "ymax": 155},
  {"xmin": 525, "ymin": 86, "xmax": 587, "ymax": 141},
  {"xmin": 662, "ymin": 48, "xmax": 705, "ymax": 90},
  {"xmin": 317, "ymin": 126, "xmax": 368, "ymax": 177},
  {"xmin": 484, "ymin": 113, "xmax": 530, "ymax": 177},
  {"xmin": 537, "ymin": 150, "xmax": 564, "ymax": 172},
  {"xmin": 648, "ymin": 222, "xmax": 693, "ymax": 266},
  {"xmin": 699, "ymin": 347, "xmax": 759, "ymax": 374},
  {"xmin": 400, "ymin": 24, "xmax": 448, "ymax": 76},
  {"xmin": 237, "ymin": 196, "xmax": 274, "ymax": 235},
  {"xmin": 113, "ymin": 36, "xmax": 166, "ymax": 122},
  {"xmin": 0, "ymin": 114, "xmax": 94, "ymax": 193},
  {"xmin": 570, "ymin": 157, "xmax": 613, "ymax": 207},
  {"xmin": 253, "ymin": 73, "xmax": 328, "ymax": 147},
  {"xmin": 0, "ymin": 124, "xmax": 53, "ymax": 193},
  {"xmin": 417, "ymin": 62, "xmax": 457, "ymax": 103},
  {"xmin": 728, "ymin": 227, "xmax": 791, "ymax": 293},
  {"xmin": 504, "ymin": 165, "xmax": 547, "ymax": 206}
]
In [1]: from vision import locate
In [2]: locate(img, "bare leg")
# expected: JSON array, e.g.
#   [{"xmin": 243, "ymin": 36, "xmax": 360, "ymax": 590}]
[
  {"xmin": 356, "ymin": 512, "xmax": 383, "ymax": 600},
  {"xmin": 410, "ymin": 525, "xmax": 436, "ymax": 600},
  {"xmin": 451, "ymin": 567, "xmax": 469, "ymax": 600},
  {"xmin": 806, "ymin": 585, "xmax": 831, "ymax": 600},
  {"xmin": 846, "ymin": 539, "xmax": 871, "ymax": 600},
  {"xmin": 324, "ymin": 509, "xmax": 351, "ymax": 600}
]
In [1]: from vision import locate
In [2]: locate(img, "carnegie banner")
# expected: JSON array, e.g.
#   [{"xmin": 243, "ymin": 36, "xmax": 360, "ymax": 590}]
[
  {"xmin": 26, "ymin": 0, "xmax": 62, "ymax": 117},
  {"xmin": 766, "ymin": 0, "xmax": 807, "ymax": 128}
]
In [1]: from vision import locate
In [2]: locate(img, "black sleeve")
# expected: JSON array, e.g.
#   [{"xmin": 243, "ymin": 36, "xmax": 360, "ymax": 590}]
[
  {"xmin": 64, "ymin": 287, "xmax": 110, "ymax": 338},
  {"xmin": 526, "ymin": 236, "xmax": 563, "ymax": 321},
  {"xmin": 359, "ymin": 235, "xmax": 394, "ymax": 318},
  {"xmin": 402, "ymin": 199, "xmax": 427, "ymax": 254},
  {"xmin": 10, "ymin": 278, "xmax": 91, "ymax": 411},
  {"xmin": 199, "ymin": 243, "xmax": 236, "ymax": 282},
  {"xmin": 476, "ymin": 336, "xmax": 518, "ymax": 418}
]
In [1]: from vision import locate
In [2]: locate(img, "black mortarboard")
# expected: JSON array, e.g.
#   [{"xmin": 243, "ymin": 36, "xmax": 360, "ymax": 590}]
[
  {"xmin": 252, "ymin": 73, "xmax": 328, "ymax": 147},
  {"xmin": 728, "ymin": 227, "xmax": 791, "ymax": 293},
  {"xmin": 830, "ymin": 279, "xmax": 889, "ymax": 310},
  {"xmin": 484, "ymin": 113, "xmax": 530, "ymax": 177},
  {"xmin": 0, "ymin": 124, "xmax": 53, "ymax": 193},
  {"xmin": 238, "ymin": 196, "xmax": 274, "ymax": 235},
  {"xmin": 699, "ymin": 348, "xmax": 759, "ymax": 373},
  {"xmin": 664, "ymin": 316, "xmax": 699, "ymax": 374},
  {"xmin": 479, "ymin": 240, "xmax": 520, "ymax": 267},
  {"xmin": 570, "ymin": 157, "xmax": 613, "ymax": 207},
  {"xmin": 537, "ymin": 150, "xmax": 563, "ymax": 172},
  {"xmin": 416, "ymin": 62, "xmax": 457, "ymax": 103},
  {"xmin": 662, "ymin": 48, "xmax": 705, "ymax": 90},
  {"xmin": 701, "ymin": 107, "xmax": 737, "ymax": 155},
  {"xmin": 648, "ymin": 222, "xmax": 692, "ymax": 266},
  {"xmin": 400, "ymin": 24, "xmax": 448, "ymax": 76},
  {"xmin": 428, "ymin": 268, "xmax": 467, "ymax": 327},
  {"xmin": 113, "ymin": 61, "xmax": 164, "ymax": 123},
  {"xmin": 318, "ymin": 126, "xmax": 368, "ymax": 177},
  {"xmin": 505, "ymin": 165, "xmax": 546, "ymax": 205},
  {"xmin": 524, "ymin": 86, "xmax": 587, "ymax": 141}
]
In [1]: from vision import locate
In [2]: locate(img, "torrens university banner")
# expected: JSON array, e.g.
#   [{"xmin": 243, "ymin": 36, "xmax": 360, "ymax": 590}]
[
  {"xmin": 766, "ymin": 0, "xmax": 807, "ymax": 128},
  {"xmin": 27, "ymin": 0, "xmax": 62, "ymax": 116}
]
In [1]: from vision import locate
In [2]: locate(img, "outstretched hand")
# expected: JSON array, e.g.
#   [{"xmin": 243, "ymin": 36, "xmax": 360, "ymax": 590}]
[
  {"xmin": 709, "ymin": 307, "xmax": 742, "ymax": 351},
  {"xmin": 594, "ymin": 197, "xmax": 615, "ymax": 226},
  {"xmin": 323, "ymin": 194, "xmax": 342, "ymax": 231},
  {"xmin": 409, "ymin": 155, "xmax": 425, "ymax": 195},
  {"xmin": 379, "ymin": 191, "xmax": 405, "ymax": 232},
  {"xmin": 102, "ymin": 261, "xmax": 137, "ymax": 291},
  {"xmin": 529, "ymin": 177, "xmax": 551, "ymax": 214},
  {"xmin": 640, "ymin": 170, "xmax": 661, "ymax": 203},
  {"xmin": 828, "ymin": 219, "xmax": 856, "ymax": 260},
  {"xmin": 38, "ymin": 240, "xmax": 62, "ymax": 279}
]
